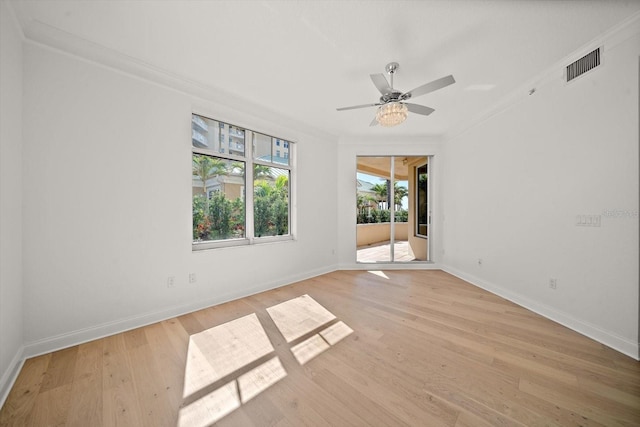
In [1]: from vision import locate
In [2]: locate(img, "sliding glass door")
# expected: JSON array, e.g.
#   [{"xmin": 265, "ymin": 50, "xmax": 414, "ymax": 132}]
[{"xmin": 356, "ymin": 156, "xmax": 430, "ymax": 263}]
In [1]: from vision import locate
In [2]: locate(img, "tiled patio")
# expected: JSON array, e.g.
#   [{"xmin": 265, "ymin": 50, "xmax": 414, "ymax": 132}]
[{"xmin": 356, "ymin": 240, "xmax": 416, "ymax": 263}]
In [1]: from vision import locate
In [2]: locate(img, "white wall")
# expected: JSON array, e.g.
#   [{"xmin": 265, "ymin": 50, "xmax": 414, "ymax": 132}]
[
  {"xmin": 337, "ymin": 135, "xmax": 444, "ymax": 269},
  {"xmin": 0, "ymin": 0, "xmax": 25, "ymax": 403},
  {"xmin": 21, "ymin": 42, "xmax": 338, "ymax": 355},
  {"xmin": 442, "ymin": 30, "xmax": 640, "ymax": 358}
]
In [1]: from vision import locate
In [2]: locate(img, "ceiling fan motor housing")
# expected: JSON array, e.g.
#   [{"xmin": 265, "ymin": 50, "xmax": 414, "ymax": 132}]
[{"xmin": 380, "ymin": 91, "xmax": 404, "ymax": 104}]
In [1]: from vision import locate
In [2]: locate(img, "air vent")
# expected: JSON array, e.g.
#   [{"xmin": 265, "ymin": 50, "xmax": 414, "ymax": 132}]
[{"xmin": 566, "ymin": 47, "xmax": 601, "ymax": 82}]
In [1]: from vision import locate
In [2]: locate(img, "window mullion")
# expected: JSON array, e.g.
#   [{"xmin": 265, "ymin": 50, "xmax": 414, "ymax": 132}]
[
  {"xmin": 288, "ymin": 144, "xmax": 295, "ymax": 239},
  {"xmin": 192, "ymin": 147, "xmax": 245, "ymax": 163},
  {"xmin": 245, "ymin": 130, "xmax": 255, "ymax": 242}
]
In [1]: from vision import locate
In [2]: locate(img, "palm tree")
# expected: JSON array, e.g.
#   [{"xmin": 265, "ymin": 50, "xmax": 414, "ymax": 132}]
[
  {"xmin": 230, "ymin": 161, "xmax": 245, "ymax": 176},
  {"xmin": 274, "ymin": 174, "xmax": 288, "ymax": 195},
  {"xmin": 254, "ymin": 164, "xmax": 273, "ymax": 180},
  {"xmin": 193, "ymin": 155, "xmax": 228, "ymax": 195},
  {"xmin": 371, "ymin": 183, "xmax": 387, "ymax": 208},
  {"xmin": 394, "ymin": 183, "xmax": 408, "ymax": 210},
  {"xmin": 192, "ymin": 155, "xmax": 228, "ymax": 241}
]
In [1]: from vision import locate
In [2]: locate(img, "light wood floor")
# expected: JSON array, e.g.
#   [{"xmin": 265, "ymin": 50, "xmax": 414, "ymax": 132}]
[{"xmin": 1, "ymin": 270, "xmax": 639, "ymax": 426}]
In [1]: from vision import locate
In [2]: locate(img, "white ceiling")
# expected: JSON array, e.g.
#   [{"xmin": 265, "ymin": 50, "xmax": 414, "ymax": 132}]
[{"xmin": 9, "ymin": 0, "xmax": 640, "ymax": 138}]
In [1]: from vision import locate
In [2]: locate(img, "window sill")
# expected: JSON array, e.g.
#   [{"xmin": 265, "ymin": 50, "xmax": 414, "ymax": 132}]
[{"xmin": 192, "ymin": 234, "xmax": 294, "ymax": 252}]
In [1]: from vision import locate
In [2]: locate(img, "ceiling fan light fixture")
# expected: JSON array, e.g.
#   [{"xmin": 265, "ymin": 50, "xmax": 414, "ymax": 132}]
[{"xmin": 376, "ymin": 102, "xmax": 408, "ymax": 127}]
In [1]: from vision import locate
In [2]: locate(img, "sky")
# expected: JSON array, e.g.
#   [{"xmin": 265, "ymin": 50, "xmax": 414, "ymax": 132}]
[{"xmin": 357, "ymin": 172, "xmax": 409, "ymax": 209}]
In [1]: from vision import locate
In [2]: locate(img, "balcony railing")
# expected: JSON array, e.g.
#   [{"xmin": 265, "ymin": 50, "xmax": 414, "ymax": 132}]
[
  {"xmin": 191, "ymin": 115, "xmax": 209, "ymax": 131},
  {"xmin": 192, "ymin": 130, "xmax": 208, "ymax": 148}
]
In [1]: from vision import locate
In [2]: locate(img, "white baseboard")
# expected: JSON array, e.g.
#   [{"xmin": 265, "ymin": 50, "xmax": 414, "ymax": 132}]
[
  {"xmin": 442, "ymin": 265, "xmax": 639, "ymax": 360},
  {"xmin": 23, "ymin": 264, "xmax": 338, "ymax": 359},
  {"xmin": 0, "ymin": 346, "xmax": 25, "ymax": 408}
]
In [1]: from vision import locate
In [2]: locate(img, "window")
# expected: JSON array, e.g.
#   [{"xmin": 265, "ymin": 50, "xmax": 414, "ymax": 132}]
[{"xmin": 192, "ymin": 114, "xmax": 293, "ymax": 249}]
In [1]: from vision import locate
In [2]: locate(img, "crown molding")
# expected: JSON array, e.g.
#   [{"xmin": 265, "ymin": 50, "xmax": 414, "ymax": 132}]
[
  {"xmin": 10, "ymin": 5, "xmax": 338, "ymax": 143},
  {"xmin": 2, "ymin": 0, "xmax": 25, "ymax": 41},
  {"xmin": 444, "ymin": 10, "xmax": 640, "ymax": 142}
]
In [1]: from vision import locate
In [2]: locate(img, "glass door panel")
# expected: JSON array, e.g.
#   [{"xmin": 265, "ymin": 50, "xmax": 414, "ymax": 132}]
[{"xmin": 356, "ymin": 156, "xmax": 391, "ymax": 263}]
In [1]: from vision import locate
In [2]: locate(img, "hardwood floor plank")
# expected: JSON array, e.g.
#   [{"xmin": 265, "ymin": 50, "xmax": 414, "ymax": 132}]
[
  {"xmin": 66, "ymin": 340, "xmax": 104, "ymax": 427},
  {"xmin": 1, "ymin": 270, "xmax": 638, "ymax": 426},
  {"xmin": 123, "ymin": 327, "xmax": 148, "ymax": 350},
  {"xmin": 243, "ymin": 377, "xmax": 331, "ymax": 427},
  {"xmin": 127, "ymin": 343, "xmax": 177, "ymax": 427},
  {"xmin": 318, "ymin": 345, "xmax": 460, "ymax": 426},
  {"xmin": 232, "ymin": 390, "xmax": 285, "ymax": 426},
  {"xmin": 101, "ymin": 334, "xmax": 144, "ymax": 427},
  {"xmin": 142, "ymin": 322, "xmax": 187, "ymax": 409},
  {"xmin": 519, "ymin": 376, "xmax": 640, "ymax": 426},
  {"xmin": 454, "ymin": 410, "xmax": 506, "ymax": 427},
  {"xmin": 25, "ymin": 382, "xmax": 72, "ymax": 427},
  {"xmin": 39, "ymin": 346, "xmax": 78, "ymax": 393},
  {"xmin": 0, "ymin": 355, "xmax": 51, "ymax": 426},
  {"xmin": 311, "ymin": 366, "xmax": 413, "ymax": 426},
  {"xmin": 177, "ymin": 312, "xmax": 204, "ymax": 336}
]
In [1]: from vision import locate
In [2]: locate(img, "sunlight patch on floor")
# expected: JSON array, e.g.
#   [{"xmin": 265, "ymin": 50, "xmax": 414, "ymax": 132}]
[
  {"xmin": 237, "ymin": 357, "xmax": 287, "ymax": 403},
  {"xmin": 291, "ymin": 334, "xmax": 331, "ymax": 365},
  {"xmin": 268, "ymin": 295, "xmax": 353, "ymax": 365},
  {"xmin": 180, "ymin": 313, "xmax": 286, "ymax": 426},
  {"xmin": 266, "ymin": 294, "xmax": 336, "ymax": 343},
  {"xmin": 179, "ymin": 295, "xmax": 353, "ymax": 425},
  {"xmin": 178, "ymin": 381, "xmax": 240, "ymax": 427},
  {"xmin": 183, "ymin": 313, "xmax": 274, "ymax": 398},
  {"xmin": 367, "ymin": 270, "xmax": 390, "ymax": 279},
  {"xmin": 319, "ymin": 321, "xmax": 354, "ymax": 345}
]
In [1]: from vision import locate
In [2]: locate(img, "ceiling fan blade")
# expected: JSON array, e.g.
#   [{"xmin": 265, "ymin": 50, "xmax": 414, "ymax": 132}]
[
  {"xmin": 369, "ymin": 116, "xmax": 379, "ymax": 127},
  {"xmin": 370, "ymin": 73, "xmax": 392, "ymax": 95},
  {"xmin": 405, "ymin": 103, "xmax": 435, "ymax": 116},
  {"xmin": 336, "ymin": 102, "xmax": 380, "ymax": 111},
  {"xmin": 402, "ymin": 75, "xmax": 455, "ymax": 100}
]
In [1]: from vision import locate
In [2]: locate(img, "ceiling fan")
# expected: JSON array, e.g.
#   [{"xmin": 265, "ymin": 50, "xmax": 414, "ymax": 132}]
[{"xmin": 336, "ymin": 62, "xmax": 455, "ymax": 127}]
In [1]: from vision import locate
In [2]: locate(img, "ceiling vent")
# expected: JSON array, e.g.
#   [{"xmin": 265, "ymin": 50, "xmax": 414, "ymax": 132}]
[{"xmin": 566, "ymin": 47, "xmax": 601, "ymax": 82}]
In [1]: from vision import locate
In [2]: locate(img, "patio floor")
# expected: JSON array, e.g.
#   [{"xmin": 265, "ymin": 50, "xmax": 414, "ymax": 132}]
[{"xmin": 356, "ymin": 240, "xmax": 416, "ymax": 263}]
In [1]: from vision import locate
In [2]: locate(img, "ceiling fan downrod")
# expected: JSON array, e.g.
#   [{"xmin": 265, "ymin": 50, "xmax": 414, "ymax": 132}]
[{"xmin": 385, "ymin": 62, "xmax": 399, "ymax": 91}]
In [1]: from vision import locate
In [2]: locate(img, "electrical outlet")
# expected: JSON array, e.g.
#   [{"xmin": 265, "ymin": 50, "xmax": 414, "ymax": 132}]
[
  {"xmin": 167, "ymin": 275, "xmax": 175, "ymax": 288},
  {"xmin": 549, "ymin": 278, "xmax": 557, "ymax": 289},
  {"xmin": 477, "ymin": 258, "xmax": 483, "ymax": 266},
  {"xmin": 189, "ymin": 273, "xmax": 197, "ymax": 284}
]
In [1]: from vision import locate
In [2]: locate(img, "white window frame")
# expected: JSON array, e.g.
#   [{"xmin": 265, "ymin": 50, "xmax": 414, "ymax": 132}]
[{"xmin": 191, "ymin": 114, "xmax": 295, "ymax": 251}]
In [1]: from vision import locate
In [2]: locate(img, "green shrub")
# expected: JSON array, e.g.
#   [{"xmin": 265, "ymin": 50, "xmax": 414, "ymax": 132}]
[{"xmin": 355, "ymin": 208, "xmax": 408, "ymax": 224}]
